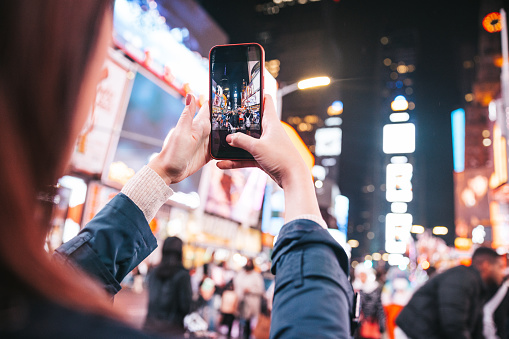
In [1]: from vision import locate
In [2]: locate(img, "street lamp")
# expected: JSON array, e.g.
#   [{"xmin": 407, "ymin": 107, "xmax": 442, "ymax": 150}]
[
  {"xmin": 298, "ymin": 76, "xmax": 331, "ymax": 90},
  {"xmin": 276, "ymin": 76, "xmax": 332, "ymax": 118}
]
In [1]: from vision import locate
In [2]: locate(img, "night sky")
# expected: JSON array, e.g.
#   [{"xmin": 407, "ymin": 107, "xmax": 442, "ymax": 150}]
[{"xmin": 197, "ymin": 0, "xmax": 495, "ymax": 249}]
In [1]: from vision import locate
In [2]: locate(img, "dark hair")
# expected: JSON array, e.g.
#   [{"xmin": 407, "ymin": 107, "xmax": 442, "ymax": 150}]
[
  {"xmin": 155, "ymin": 237, "xmax": 184, "ymax": 279},
  {"xmin": 472, "ymin": 247, "xmax": 500, "ymax": 267},
  {"xmin": 0, "ymin": 0, "xmax": 115, "ymax": 316},
  {"xmin": 245, "ymin": 258, "xmax": 255, "ymax": 271}
]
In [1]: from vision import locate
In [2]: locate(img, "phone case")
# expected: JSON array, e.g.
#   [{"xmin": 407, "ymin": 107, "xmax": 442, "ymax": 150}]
[{"xmin": 208, "ymin": 43, "xmax": 265, "ymax": 160}]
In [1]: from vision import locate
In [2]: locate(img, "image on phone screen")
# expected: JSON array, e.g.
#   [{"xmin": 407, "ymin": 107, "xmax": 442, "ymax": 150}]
[{"xmin": 210, "ymin": 44, "xmax": 263, "ymax": 159}]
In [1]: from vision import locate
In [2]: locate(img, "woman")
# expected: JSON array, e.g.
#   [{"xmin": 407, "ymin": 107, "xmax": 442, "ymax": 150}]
[
  {"xmin": 0, "ymin": 1, "xmax": 353, "ymax": 337},
  {"xmin": 144, "ymin": 237, "xmax": 192, "ymax": 336},
  {"xmin": 0, "ymin": 2, "xmax": 206, "ymax": 337},
  {"xmin": 234, "ymin": 258, "xmax": 265, "ymax": 339}
]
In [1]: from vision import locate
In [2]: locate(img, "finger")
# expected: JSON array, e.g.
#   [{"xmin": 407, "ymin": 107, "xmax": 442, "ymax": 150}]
[
  {"xmin": 194, "ymin": 100, "xmax": 209, "ymax": 121},
  {"xmin": 176, "ymin": 94, "xmax": 196, "ymax": 132},
  {"xmin": 194, "ymin": 100, "xmax": 211, "ymax": 136},
  {"xmin": 262, "ymin": 94, "xmax": 279, "ymax": 125},
  {"xmin": 261, "ymin": 94, "xmax": 283, "ymax": 135},
  {"xmin": 226, "ymin": 132, "xmax": 257, "ymax": 153},
  {"xmin": 216, "ymin": 160, "xmax": 259, "ymax": 170}
]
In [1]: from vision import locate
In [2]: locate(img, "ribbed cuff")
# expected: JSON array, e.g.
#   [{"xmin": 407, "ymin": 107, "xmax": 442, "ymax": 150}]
[
  {"xmin": 121, "ymin": 166, "xmax": 173, "ymax": 222},
  {"xmin": 286, "ymin": 214, "xmax": 328, "ymax": 229}
]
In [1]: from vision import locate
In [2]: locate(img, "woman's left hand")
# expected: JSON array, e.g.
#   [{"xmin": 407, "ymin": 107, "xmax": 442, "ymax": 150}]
[{"xmin": 148, "ymin": 94, "xmax": 211, "ymax": 185}]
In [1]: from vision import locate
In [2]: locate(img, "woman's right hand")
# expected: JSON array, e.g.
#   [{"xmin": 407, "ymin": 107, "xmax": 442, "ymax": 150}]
[
  {"xmin": 217, "ymin": 95, "xmax": 323, "ymax": 224},
  {"xmin": 216, "ymin": 94, "xmax": 308, "ymax": 189}
]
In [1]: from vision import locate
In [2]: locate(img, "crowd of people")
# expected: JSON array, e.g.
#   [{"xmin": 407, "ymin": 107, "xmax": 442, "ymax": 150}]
[
  {"xmin": 350, "ymin": 247, "xmax": 509, "ymax": 339},
  {"xmin": 137, "ymin": 243, "xmax": 272, "ymax": 338},
  {"xmin": 131, "ymin": 240, "xmax": 509, "ymax": 339},
  {"xmin": 212, "ymin": 107, "xmax": 261, "ymax": 134}
]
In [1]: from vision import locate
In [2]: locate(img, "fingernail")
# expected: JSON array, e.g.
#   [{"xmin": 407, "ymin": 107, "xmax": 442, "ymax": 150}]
[
  {"xmin": 226, "ymin": 135, "xmax": 232, "ymax": 143},
  {"xmin": 186, "ymin": 94, "xmax": 192, "ymax": 106}
]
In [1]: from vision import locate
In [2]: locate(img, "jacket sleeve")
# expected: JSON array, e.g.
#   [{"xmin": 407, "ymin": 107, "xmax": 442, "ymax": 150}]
[
  {"xmin": 437, "ymin": 269, "xmax": 475, "ymax": 339},
  {"xmin": 270, "ymin": 219, "xmax": 353, "ymax": 339},
  {"xmin": 54, "ymin": 193, "xmax": 157, "ymax": 295}
]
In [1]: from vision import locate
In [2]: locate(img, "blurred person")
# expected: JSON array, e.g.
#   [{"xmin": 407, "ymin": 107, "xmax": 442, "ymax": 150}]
[
  {"xmin": 198, "ymin": 252, "xmax": 226, "ymax": 332},
  {"xmin": 265, "ymin": 280, "xmax": 275, "ymax": 314},
  {"xmin": 483, "ymin": 276, "xmax": 509, "ymax": 339},
  {"xmin": 143, "ymin": 237, "xmax": 192, "ymax": 336},
  {"xmin": 425, "ymin": 266, "xmax": 437, "ymax": 280},
  {"xmin": 231, "ymin": 109, "xmax": 240, "ymax": 128},
  {"xmin": 376, "ymin": 267, "xmax": 387, "ymax": 286},
  {"xmin": 381, "ymin": 268, "xmax": 413, "ymax": 339},
  {"xmin": 244, "ymin": 109, "xmax": 252, "ymax": 131},
  {"xmin": 0, "ymin": 1, "xmax": 353, "ymax": 334},
  {"xmin": 219, "ymin": 279, "xmax": 238, "ymax": 338},
  {"xmin": 396, "ymin": 247, "xmax": 505, "ymax": 339},
  {"xmin": 253, "ymin": 277, "xmax": 273, "ymax": 339},
  {"xmin": 353, "ymin": 265, "xmax": 385, "ymax": 339},
  {"xmin": 213, "ymin": 260, "xmax": 236, "ymax": 333},
  {"xmin": 131, "ymin": 265, "xmax": 144, "ymax": 294},
  {"xmin": 197, "ymin": 269, "xmax": 216, "ymax": 331},
  {"xmin": 234, "ymin": 258, "xmax": 265, "ymax": 339}
]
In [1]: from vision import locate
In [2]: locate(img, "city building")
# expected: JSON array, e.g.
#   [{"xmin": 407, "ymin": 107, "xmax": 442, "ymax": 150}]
[{"xmin": 453, "ymin": 0, "xmax": 506, "ymax": 251}]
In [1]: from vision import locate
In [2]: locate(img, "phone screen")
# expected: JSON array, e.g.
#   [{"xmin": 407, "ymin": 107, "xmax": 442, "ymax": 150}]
[{"xmin": 209, "ymin": 44, "xmax": 263, "ymax": 159}]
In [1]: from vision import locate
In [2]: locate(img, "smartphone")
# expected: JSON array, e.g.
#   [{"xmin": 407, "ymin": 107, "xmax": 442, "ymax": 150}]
[{"xmin": 209, "ymin": 43, "xmax": 264, "ymax": 159}]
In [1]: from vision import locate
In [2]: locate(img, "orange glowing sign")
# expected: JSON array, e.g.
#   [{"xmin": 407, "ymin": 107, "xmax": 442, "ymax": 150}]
[
  {"xmin": 483, "ymin": 12, "xmax": 502, "ymax": 33},
  {"xmin": 281, "ymin": 122, "xmax": 315, "ymax": 171}
]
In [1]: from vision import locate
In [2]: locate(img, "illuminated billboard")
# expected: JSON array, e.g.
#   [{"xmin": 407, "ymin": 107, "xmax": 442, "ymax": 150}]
[
  {"xmin": 385, "ymin": 213, "xmax": 412, "ymax": 254},
  {"xmin": 451, "ymin": 108, "xmax": 465, "ymax": 173},
  {"xmin": 334, "ymin": 195, "xmax": 349, "ymax": 237},
  {"xmin": 386, "ymin": 163, "xmax": 413, "ymax": 202},
  {"xmin": 383, "ymin": 123, "xmax": 415, "ymax": 154},
  {"xmin": 315, "ymin": 127, "xmax": 342, "ymax": 156}
]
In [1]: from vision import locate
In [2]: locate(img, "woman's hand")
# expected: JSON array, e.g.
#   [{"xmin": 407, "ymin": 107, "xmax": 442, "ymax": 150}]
[
  {"xmin": 217, "ymin": 95, "xmax": 322, "ymax": 223},
  {"xmin": 217, "ymin": 95, "xmax": 308, "ymax": 189},
  {"xmin": 148, "ymin": 94, "xmax": 211, "ymax": 185}
]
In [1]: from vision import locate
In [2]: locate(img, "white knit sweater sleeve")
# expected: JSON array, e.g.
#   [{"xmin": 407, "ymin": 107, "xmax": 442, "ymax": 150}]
[{"xmin": 121, "ymin": 165, "xmax": 173, "ymax": 222}]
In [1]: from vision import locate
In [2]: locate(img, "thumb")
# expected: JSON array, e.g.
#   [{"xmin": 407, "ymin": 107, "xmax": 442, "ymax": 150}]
[{"xmin": 226, "ymin": 132, "xmax": 257, "ymax": 154}]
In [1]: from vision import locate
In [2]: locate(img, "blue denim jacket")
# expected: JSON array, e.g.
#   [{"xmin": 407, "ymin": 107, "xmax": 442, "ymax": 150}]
[
  {"xmin": 56, "ymin": 193, "xmax": 157, "ymax": 295},
  {"xmin": 270, "ymin": 219, "xmax": 354, "ymax": 339}
]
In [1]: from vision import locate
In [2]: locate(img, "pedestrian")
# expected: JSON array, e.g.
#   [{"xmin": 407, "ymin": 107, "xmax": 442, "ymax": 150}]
[
  {"xmin": 381, "ymin": 268, "xmax": 412, "ymax": 339},
  {"xmin": 203, "ymin": 252, "xmax": 223, "ymax": 332},
  {"xmin": 353, "ymin": 265, "xmax": 385, "ymax": 339},
  {"xmin": 234, "ymin": 258, "xmax": 265, "ymax": 339},
  {"xmin": 396, "ymin": 247, "xmax": 505, "ymax": 339},
  {"xmin": 483, "ymin": 276, "xmax": 509, "ymax": 339},
  {"xmin": 220, "ymin": 279, "xmax": 238, "ymax": 338},
  {"xmin": 0, "ymin": 0, "xmax": 354, "ymax": 334},
  {"xmin": 143, "ymin": 237, "xmax": 192, "ymax": 337}
]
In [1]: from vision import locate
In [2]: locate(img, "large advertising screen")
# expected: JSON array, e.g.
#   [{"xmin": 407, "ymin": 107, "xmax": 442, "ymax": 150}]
[
  {"xmin": 385, "ymin": 213, "xmax": 412, "ymax": 254},
  {"xmin": 204, "ymin": 164, "xmax": 267, "ymax": 226},
  {"xmin": 383, "ymin": 123, "xmax": 415, "ymax": 154},
  {"xmin": 386, "ymin": 163, "xmax": 413, "ymax": 202},
  {"xmin": 103, "ymin": 68, "xmax": 202, "ymax": 202},
  {"xmin": 71, "ymin": 50, "xmax": 133, "ymax": 175}
]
